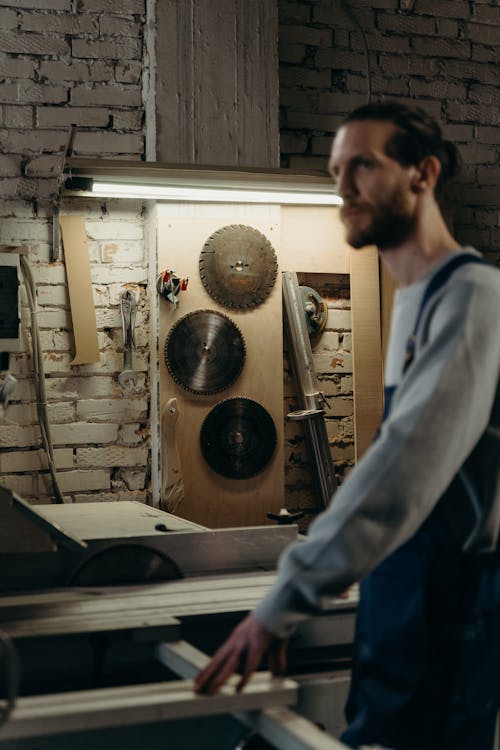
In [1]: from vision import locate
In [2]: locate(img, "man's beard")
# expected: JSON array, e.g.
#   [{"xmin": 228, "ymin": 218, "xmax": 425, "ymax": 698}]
[{"xmin": 341, "ymin": 191, "xmax": 416, "ymax": 250}]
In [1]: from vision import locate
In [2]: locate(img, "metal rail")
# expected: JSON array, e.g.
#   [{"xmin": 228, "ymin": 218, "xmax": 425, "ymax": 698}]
[{"xmin": 282, "ymin": 272, "xmax": 337, "ymax": 508}]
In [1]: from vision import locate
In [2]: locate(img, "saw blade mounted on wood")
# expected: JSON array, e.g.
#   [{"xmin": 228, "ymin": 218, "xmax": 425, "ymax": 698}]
[
  {"xmin": 164, "ymin": 309, "xmax": 246, "ymax": 395},
  {"xmin": 200, "ymin": 397, "xmax": 277, "ymax": 479},
  {"xmin": 199, "ymin": 224, "xmax": 278, "ymax": 309}
]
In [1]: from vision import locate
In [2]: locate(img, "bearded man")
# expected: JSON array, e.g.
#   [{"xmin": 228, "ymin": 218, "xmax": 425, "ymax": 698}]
[{"xmin": 195, "ymin": 103, "xmax": 500, "ymax": 750}]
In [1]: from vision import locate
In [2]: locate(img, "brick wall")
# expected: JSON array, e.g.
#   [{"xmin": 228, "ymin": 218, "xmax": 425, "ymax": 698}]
[
  {"xmin": 0, "ymin": 0, "xmax": 498, "ymax": 510},
  {"xmin": 279, "ymin": 0, "xmax": 500, "ymax": 261},
  {"xmin": 0, "ymin": 1, "xmax": 150, "ymax": 503}
]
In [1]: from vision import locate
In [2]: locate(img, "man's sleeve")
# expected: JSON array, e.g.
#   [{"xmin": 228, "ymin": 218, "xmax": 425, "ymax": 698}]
[{"xmin": 254, "ymin": 274, "xmax": 500, "ymax": 637}]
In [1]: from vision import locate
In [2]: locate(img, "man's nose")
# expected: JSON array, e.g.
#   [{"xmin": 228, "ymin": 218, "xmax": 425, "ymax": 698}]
[{"xmin": 336, "ymin": 169, "xmax": 356, "ymax": 199}]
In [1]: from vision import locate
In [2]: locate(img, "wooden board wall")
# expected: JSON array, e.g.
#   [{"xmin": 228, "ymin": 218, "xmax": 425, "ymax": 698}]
[
  {"xmin": 158, "ymin": 204, "xmax": 384, "ymax": 527},
  {"xmin": 158, "ymin": 204, "xmax": 284, "ymax": 528},
  {"xmin": 155, "ymin": 0, "xmax": 279, "ymax": 168}
]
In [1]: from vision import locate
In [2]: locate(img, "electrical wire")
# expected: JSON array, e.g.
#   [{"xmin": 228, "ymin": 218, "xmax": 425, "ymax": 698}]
[
  {"xmin": 0, "ymin": 630, "xmax": 20, "ymax": 729},
  {"xmin": 339, "ymin": 0, "xmax": 372, "ymax": 104},
  {"xmin": 20, "ymin": 256, "xmax": 65, "ymax": 504}
]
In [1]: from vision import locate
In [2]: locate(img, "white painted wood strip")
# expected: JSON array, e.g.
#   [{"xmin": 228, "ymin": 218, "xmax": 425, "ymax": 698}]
[
  {"xmin": 248, "ymin": 706, "xmax": 350, "ymax": 750},
  {"xmin": 1, "ymin": 677, "xmax": 297, "ymax": 740}
]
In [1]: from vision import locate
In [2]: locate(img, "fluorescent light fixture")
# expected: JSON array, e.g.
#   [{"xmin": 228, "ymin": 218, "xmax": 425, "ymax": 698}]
[
  {"xmin": 90, "ymin": 181, "xmax": 343, "ymax": 205},
  {"xmin": 64, "ymin": 160, "xmax": 343, "ymax": 206}
]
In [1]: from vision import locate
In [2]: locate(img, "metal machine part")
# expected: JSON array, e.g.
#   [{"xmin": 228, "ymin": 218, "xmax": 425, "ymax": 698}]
[
  {"xmin": 164, "ymin": 309, "xmax": 246, "ymax": 394},
  {"xmin": 200, "ymin": 397, "xmax": 276, "ymax": 479},
  {"xmin": 0, "ymin": 496, "xmax": 356, "ymax": 748},
  {"xmin": 300, "ymin": 285, "xmax": 328, "ymax": 337},
  {"xmin": 156, "ymin": 268, "xmax": 189, "ymax": 309},
  {"xmin": 119, "ymin": 290, "xmax": 138, "ymax": 388},
  {"xmin": 282, "ymin": 272, "xmax": 337, "ymax": 508},
  {"xmin": 199, "ymin": 224, "xmax": 278, "ymax": 309},
  {"xmin": 68, "ymin": 543, "xmax": 183, "ymax": 586}
]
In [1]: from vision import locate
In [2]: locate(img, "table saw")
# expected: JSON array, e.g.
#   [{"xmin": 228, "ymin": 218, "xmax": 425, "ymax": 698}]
[{"xmin": 0, "ymin": 488, "xmax": 356, "ymax": 749}]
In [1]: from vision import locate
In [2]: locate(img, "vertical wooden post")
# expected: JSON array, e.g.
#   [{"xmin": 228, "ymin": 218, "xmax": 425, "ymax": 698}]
[
  {"xmin": 350, "ymin": 247, "xmax": 383, "ymax": 460},
  {"xmin": 155, "ymin": 0, "xmax": 279, "ymax": 168}
]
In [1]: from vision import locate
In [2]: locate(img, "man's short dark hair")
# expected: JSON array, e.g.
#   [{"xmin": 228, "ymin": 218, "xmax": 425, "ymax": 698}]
[{"xmin": 342, "ymin": 102, "xmax": 461, "ymax": 203}]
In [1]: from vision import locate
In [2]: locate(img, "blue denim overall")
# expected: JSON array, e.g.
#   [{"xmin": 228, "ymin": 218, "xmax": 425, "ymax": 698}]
[{"xmin": 341, "ymin": 255, "xmax": 500, "ymax": 750}]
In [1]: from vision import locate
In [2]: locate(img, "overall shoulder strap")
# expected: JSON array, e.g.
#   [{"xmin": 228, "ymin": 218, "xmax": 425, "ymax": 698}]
[{"xmin": 403, "ymin": 254, "xmax": 486, "ymax": 374}]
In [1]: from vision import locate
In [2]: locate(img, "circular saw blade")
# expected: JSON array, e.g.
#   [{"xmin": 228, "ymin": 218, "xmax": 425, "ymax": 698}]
[
  {"xmin": 199, "ymin": 224, "xmax": 278, "ymax": 309},
  {"xmin": 164, "ymin": 309, "xmax": 246, "ymax": 395},
  {"xmin": 69, "ymin": 544, "xmax": 183, "ymax": 586},
  {"xmin": 200, "ymin": 397, "xmax": 276, "ymax": 479}
]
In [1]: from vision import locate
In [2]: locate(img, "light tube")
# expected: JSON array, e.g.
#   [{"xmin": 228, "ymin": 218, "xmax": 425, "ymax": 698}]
[{"xmin": 90, "ymin": 181, "xmax": 343, "ymax": 205}]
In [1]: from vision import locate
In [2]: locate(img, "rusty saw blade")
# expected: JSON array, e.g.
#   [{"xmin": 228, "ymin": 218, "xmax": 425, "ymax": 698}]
[{"xmin": 199, "ymin": 224, "xmax": 278, "ymax": 309}]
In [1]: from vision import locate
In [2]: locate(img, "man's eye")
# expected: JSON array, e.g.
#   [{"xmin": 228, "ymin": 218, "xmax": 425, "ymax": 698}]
[{"xmin": 359, "ymin": 159, "xmax": 374, "ymax": 169}]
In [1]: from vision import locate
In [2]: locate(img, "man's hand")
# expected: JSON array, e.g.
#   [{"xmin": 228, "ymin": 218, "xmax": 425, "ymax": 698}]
[{"xmin": 194, "ymin": 613, "xmax": 287, "ymax": 695}]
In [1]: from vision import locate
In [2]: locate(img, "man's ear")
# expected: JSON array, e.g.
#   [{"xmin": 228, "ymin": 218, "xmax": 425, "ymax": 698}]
[{"xmin": 410, "ymin": 155, "xmax": 441, "ymax": 193}]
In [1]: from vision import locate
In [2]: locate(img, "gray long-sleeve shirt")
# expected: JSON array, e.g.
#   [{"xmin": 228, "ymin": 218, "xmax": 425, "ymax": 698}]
[{"xmin": 254, "ymin": 248, "xmax": 500, "ymax": 637}]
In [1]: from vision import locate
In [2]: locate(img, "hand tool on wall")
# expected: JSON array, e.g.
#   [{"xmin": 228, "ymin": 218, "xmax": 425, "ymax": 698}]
[
  {"xmin": 118, "ymin": 290, "xmax": 138, "ymax": 389},
  {"xmin": 161, "ymin": 398, "xmax": 184, "ymax": 514},
  {"xmin": 157, "ymin": 269, "xmax": 189, "ymax": 309}
]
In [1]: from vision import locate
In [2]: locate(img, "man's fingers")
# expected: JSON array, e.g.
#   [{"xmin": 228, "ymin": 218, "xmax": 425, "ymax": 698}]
[
  {"xmin": 195, "ymin": 648, "xmax": 241, "ymax": 694},
  {"xmin": 268, "ymin": 639, "xmax": 287, "ymax": 676},
  {"xmin": 194, "ymin": 614, "xmax": 277, "ymax": 695},
  {"xmin": 236, "ymin": 643, "xmax": 265, "ymax": 692}
]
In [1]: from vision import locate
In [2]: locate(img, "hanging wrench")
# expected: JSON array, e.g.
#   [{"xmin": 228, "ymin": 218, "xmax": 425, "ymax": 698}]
[{"xmin": 118, "ymin": 290, "xmax": 138, "ymax": 388}]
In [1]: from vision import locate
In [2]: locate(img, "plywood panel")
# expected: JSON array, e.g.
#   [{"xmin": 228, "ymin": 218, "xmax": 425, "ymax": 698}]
[
  {"xmin": 350, "ymin": 247, "xmax": 383, "ymax": 460},
  {"xmin": 59, "ymin": 215, "xmax": 100, "ymax": 365},
  {"xmin": 380, "ymin": 259, "xmax": 397, "ymax": 367},
  {"xmin": 280, "ymin": 206, "xmax": 350, "ymax": 274},
  {"xmin": 158, "ymin": 204, "xmax": 284, "ymax": 528}
]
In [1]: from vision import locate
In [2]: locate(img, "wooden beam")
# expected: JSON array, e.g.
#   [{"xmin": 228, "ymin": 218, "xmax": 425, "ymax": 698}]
[
  {"xmin": 2, "ymin": 676, "xmax": 297, "ymax": 740},
  {"xmin": 349, "ymin": 247, "xmax": 383, "ymax": 460}
]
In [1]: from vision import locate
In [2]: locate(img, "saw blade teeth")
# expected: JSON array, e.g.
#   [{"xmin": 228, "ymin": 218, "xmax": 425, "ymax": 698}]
[
  {"xmin": 164, "ymin": 309, "xmax": 245, "ymax": 395},
  {"xmin": 199, "ymin": 224, "xmax": 278, "ymax": 310}
]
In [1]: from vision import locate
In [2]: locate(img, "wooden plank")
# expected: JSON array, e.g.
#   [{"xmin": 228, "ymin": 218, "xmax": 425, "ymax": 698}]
[
  {"xmin": 59, "ymin": 215, "xmax": 99, "ymax": 364},
  {"xmin": 158, "ymin": 204, "xmax": 284, "ymax": 528},
  {"xmin": 0, "ymin": 573, "xmax": 357, "ymax": 636},
  {"xmin": 249, "ymin": 706, "xmax": 349, "ymax": 750},
  {"xmin": 349, "ymin": 246, "xmax": 383, "ymax": 460},
  {"xmin": 155, "ymin": 1, "xmax": 279, "ymax": 167},
  {"xmin": 379, "ymin": 259, "xmax": 397, "ymax": 369},
  {"xmin": 2, "ymin": 676, "xmax": 297, "ymax": 740},
  {"xmin": 3, "ymin": 609, "xmax": 181, "ymax": 639},
  {"xmin": 235, "ymin": 0, "xmax": 280, "ymax": 168}
]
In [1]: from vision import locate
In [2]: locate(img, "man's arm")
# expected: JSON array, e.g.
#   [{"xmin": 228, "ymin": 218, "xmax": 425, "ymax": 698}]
[
  {"xmin": 196, "ymin": 271, "xmax": 500, "ymax": 690},
  {"xmin": 254, "ymin": 273, "xmax": 500, "ymax": 635}
]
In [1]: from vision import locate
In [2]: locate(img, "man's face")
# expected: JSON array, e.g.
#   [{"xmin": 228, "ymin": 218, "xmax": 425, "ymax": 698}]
[{"xmin": 329, "ymin": 120, "xmax": 417, "ymax": 250}]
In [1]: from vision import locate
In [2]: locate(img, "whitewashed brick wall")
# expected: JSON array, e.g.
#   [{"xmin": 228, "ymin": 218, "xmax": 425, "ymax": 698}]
[
  {"xmin": 0, "ymin": 1, "xmax": 149, "ymax": 504},
  {"xmin": 0, "ymin": 199, "xmax": 150, "ymax": 504}
]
